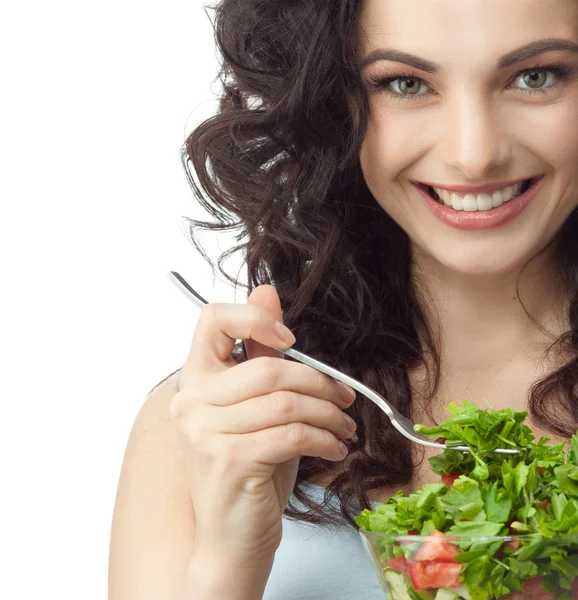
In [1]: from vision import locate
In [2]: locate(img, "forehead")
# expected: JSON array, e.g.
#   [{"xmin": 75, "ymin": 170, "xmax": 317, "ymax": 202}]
[{"xmin": 357, "ymin": 0, "xmax": 578, "ymax": 64}]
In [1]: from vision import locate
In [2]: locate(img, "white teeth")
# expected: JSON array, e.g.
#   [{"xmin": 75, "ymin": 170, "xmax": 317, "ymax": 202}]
[
  {"xmin": 476, "ymin": 193, "xmax": 493, "ymax": 211},
  {"xmin": 462, "ymin": 194, "xmax": 478, "ymax": 212},
  {"xmin": 432, "ymin": 181, "xmax": 527, "ymax": 211},
  {"xmin": 451, "ymin": 194, "xmax": 463, "ymax": 211},
  {"xmin": 441, "ymin": 189, "xmax": 452, "ymax": 205}
]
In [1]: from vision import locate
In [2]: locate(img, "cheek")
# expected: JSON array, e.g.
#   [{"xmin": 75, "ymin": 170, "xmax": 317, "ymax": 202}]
[
  {"xmin": 360, "ymin": 109, "xmax": 437, "ymax": 237},
  {"xmin": 360, "ymin": 129, "xmax": 402, "ymax": 221},
  {"xmin": 523, "ymin": 100, "xmax": 578, "ymax": 217},
  {"xmin": 549, "ymin": 116, "xmax": 578, "ymax": 174},
  {"xmin": 516, "ymin": 100, "xmax": 578, "ymax": 174},
  {"xmin": 361, "ymin": 108, "xmax": 430, "ymax": 179},
  {"xmin": 359, "ymin": 112, "xmax": 386, "ymax": 184},
  {"xmin": 360, "ymin": 109, "xmax": 430, "ymax": 215}
]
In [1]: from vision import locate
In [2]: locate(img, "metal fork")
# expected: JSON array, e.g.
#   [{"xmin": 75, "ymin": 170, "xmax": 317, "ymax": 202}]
[{"xmin": 168, "ymin": 270, "xmax": 519, "ymax": 455}]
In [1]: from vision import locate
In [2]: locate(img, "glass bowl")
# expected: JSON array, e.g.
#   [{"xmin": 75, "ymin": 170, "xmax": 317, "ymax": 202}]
[{"xmin": 358, "ymin": 530, "xmax": 578, "ymax": 599}]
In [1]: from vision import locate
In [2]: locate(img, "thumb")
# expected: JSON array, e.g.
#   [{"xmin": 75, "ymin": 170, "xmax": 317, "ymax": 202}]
[{"xmin": 244, "ymin": 284, "xmax": 288, "ymax": 360}]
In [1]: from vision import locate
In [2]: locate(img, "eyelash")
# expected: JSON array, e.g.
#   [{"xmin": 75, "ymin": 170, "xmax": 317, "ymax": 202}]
[{"xmin": 366, "ymin": 61, "xmax": 576, "ymax": 102}]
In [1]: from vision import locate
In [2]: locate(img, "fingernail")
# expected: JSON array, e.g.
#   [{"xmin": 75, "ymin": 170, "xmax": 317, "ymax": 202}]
[
  {"xmin": 275, "ymin": 322, "xmax": 296, "ymax": 347},
  {"xmin": 338, "ymin": 441, "xmax": 349, "ymax": 456},
  {"xmin": 337, "ymin": 381, "xmax": 356, "ymax": 403},
  {"xmin": 344, "ymin": 414, "xmax": 357, "ymax": 433}
]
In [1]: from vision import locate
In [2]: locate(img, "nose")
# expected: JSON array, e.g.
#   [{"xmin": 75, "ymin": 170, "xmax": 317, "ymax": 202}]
[{"xmin": 439, "ymin": 93, "xmax": 511, "ymax": 180}]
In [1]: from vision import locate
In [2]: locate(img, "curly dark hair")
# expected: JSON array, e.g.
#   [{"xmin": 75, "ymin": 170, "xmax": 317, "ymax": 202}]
[{"xmin": 150, "ymin": 0, "xmax": 578, "ymax": 529}]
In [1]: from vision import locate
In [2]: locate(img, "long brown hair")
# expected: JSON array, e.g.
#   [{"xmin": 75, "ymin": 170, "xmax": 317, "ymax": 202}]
[{"xmin": 151, "ymin": 0, "xmax": 578, "ymax": 529}]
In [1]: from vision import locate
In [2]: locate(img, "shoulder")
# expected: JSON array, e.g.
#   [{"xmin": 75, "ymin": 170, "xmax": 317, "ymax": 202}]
[
  {"xmin": 130, "ymin": 369, "xmax": 183, "ymax": 451},
  {"xmin": 144, "ymin": 366, "xmax": 183, "ymax": 404},
  {"xmin": 109, "ymin": 367, "xmax": 195, "ymax": 599},
  {"xmin": 118, "ymin": 367, "xmax": 186, "ymax": 496}
]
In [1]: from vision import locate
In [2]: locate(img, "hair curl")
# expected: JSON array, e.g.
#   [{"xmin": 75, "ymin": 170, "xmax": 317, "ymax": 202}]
[{"xmin": 150, "ymin": 0, "xmax": 578, "ymax": 529}]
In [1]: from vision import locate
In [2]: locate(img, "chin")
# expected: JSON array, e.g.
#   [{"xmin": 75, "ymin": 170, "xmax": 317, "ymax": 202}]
[{"xmin": 413, "ymin": 237, "xmax": 545, "ymax": 278}]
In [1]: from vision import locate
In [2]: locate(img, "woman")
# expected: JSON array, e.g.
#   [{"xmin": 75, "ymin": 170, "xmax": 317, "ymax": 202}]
[{"xmin": 109, "ymin": 0, "xmax": 578, "ymax": 598}]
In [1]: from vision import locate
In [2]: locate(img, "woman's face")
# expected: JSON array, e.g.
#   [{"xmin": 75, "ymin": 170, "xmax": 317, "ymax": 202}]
[{"xmin": 357, "ymin": 0, "xmax": 578, "ymax": 275}]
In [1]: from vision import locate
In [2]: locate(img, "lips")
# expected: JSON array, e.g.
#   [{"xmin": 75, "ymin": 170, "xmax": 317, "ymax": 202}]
[
  {"xmin": 425, "ymin": 179, "xmax": 534, "ymax": 211},
  {"xmin": 416, "ymin": 177, "xmax": 533, "ymax": 195},
  {"xmin": 412, "ymin": 175, "xmax": 544, "ymax": 231}
]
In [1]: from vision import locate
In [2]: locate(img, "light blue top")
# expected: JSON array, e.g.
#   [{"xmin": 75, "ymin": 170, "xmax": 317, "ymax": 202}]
[{"xmin": 263, "ymin": 481, "xmax": 386, "ymax": 599}]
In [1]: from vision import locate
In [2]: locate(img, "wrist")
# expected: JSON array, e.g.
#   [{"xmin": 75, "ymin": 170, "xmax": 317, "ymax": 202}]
[{"xmin": 180, "ymin": 551, "xmax": 274, "ymax": 600}]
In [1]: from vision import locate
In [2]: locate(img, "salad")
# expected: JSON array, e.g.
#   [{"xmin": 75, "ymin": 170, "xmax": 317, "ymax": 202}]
[{"xmin": 355, "ymin": 401, "xmax": 578, "ymax": 600}]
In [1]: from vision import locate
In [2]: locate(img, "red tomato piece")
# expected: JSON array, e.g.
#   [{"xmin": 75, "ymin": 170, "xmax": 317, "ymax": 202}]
[
  {"xmin": 523, "ymin": 576, "xmax": 552, "ymax": 599},
  {"xmin": 408, "ymin": 561, "xmax": 462, "ymax": 590},
  {"xmin": 503, "ymin": 576, "xmax": 556, "ymax": 599},
  {"xmin": 522, "ymin": 576, "xmax": 556, "ymax": 599},
  {"xmin": 441, "ymin": 472, "xmax": 461, "ymax": 487},
  {"xmin": 386, "ymin": 557, "xmax": 411, "ymax": 577},
  {"xmin": 413, "ymin": 530, "xmax": 460, "ymax": 562}
]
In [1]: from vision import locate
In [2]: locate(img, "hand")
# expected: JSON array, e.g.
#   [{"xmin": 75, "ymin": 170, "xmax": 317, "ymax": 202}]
[{"xmin": 171, "ymin": 285, "xmax": 357, "ymax": 567}]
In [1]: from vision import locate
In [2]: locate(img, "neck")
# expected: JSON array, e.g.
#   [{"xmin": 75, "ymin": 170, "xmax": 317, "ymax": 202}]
[{"xmin": 411, "ymin": 244, "xmax": 570, "ymax": 370}]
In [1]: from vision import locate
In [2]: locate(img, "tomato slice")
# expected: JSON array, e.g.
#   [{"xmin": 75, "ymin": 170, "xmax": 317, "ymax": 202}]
[
  {"xmin": 408, "ymin": 561, "xmax": 462, "ymax": 590},
  {"xmin": 503, "ymin": 576, "xmax": 557, "ymax": 599},
  {"xmin": 386, "ymin": 557, "xmax": 411, "ymax": 577},
  {"xmin": 413, "ymin": 530, "xmax": 460, "ymax": 562},
  {"xmin": 441, "ymin": 472, "xmax": 461, "ymax": 487},
  {"xmin": 522, "ymin": 576, "xmax": 554, "ymax": 599}
]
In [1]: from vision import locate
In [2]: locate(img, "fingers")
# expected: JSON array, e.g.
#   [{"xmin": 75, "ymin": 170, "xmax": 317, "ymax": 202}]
[
  {"xmin": 217, "ymin": 392, "xmax": 357, "ymax": 440},
  {"xmin": 171, "ymin": 285, "xmax": 358, "ymax": 472},
  {"xmin": 244, "ymin": 285, "xmax": 285, "ymax": 362},
  {"xmin": 178, "ymin": 404, "xmax": 352, "ymax": 467},
  {"xmin": 179, "ymin": 299, "xmax": 295, "ymax": 386},
  {"xmin": 197, "ymin": 357, "xmax": 356, "ymax": 408},
  {"xmin": 244, "ymin": 422, "xmax": 350, "ymax": 463}
]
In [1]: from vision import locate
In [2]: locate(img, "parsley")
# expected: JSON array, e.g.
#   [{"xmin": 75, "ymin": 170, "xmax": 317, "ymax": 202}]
[{"xmin": 355, "ymin": 401, "xmax": 578, "ymax": 599}]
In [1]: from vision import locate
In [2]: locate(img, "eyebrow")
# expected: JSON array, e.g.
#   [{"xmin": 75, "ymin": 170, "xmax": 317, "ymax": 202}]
[{"xmin": 358, "ymin": 38, "xmax": 578, "ymax": 72}]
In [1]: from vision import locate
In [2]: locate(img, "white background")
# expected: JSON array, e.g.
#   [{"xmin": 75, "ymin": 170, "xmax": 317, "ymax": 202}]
[{"xmin": 1, "ymin": 2, "xmax": 240, "ymax": 597}]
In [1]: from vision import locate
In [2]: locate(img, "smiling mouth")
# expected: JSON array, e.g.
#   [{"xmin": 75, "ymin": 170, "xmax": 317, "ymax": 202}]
[{"xmin": 424, "ymin": 178, "xmax": 535, "ymax": 212}]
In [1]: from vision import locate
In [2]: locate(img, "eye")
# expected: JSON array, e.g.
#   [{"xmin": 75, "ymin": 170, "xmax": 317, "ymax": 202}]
[
  {"xmin": 388, "ymin": 77, "xmax": 430, "ymax": 97},
  {"xmin": 513, "ymin": 68, "xmax": 557, "ymax": 91},
  {"xmin": 365, "ymin": 73, "xmax": 432, "ymax": 100},
  {"xmin": 509, "ymin": 63, "xmax": 575, "ymax": 95},
  {"xmin": 365, "ymin": 62, "xmax": 575, "ymax": 101}
]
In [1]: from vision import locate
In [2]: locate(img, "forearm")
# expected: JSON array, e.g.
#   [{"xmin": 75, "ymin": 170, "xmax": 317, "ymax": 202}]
[{"xmin": 178, "ymin": 552, "xmax": 274, "ymax": 600}]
